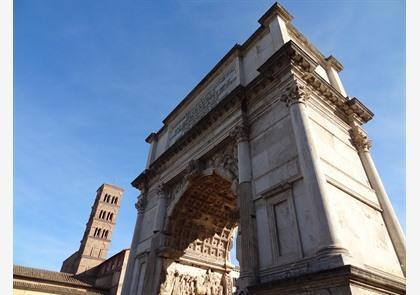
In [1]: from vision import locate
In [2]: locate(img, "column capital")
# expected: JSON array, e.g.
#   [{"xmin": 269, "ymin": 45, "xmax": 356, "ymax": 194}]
[
  {"xmin": 185, "ymin": 159, "xmax": 204, "ymax": 180},
  {"xmin": 350, "ymin": 125, "xmax": 372, "ymax": 152},
  {"xmin": 230, "ymin": 123, "xmax": 250, "ymax": 143},
  {"xmin": 280, "ymin": 82, "xmax": 310, "ymax": 107},
  {"xmin": 132, "ymin": 168, "xmax": 152, "ymax": 195},
  {"xmin": 156, "ymin": 183, "xmax": 169, "ymax": 199},
  {"xmin": 135, "ymin": 195, "xmax": 148, "ymax": 213}
]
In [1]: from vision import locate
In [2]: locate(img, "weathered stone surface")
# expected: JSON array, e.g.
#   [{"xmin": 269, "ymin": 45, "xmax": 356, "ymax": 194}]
[{"xmin": 123, "ymin": 3, "xmax": 405, "ymax": 295}]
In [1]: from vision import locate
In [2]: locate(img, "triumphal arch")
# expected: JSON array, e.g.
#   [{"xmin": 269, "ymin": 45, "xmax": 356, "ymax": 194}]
[{"xmin": 122, "ymin": 3, "xmax": 405, "ymax": 294}]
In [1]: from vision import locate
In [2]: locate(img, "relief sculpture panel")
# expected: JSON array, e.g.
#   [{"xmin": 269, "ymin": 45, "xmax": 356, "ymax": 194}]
[{"xmin": 160, "ymin": 261, "xmax": 234, "ymax": 295}]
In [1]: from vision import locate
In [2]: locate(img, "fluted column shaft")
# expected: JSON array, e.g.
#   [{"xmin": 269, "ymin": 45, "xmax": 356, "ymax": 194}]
[
  {"xmin": 351, "ymin": 126, "xmax": 406, "ymax": 274},
  {"xmin": 142, "ymin": 184, "xmax": 169, "ymax": 295},
  {"xmin": 233, "ymin": 124, "xmax": 259, "ymax": 287},
  {"xmin": 282, "ymin": 82, "xmax": 346, "ymax": 255},
  {"xmin": 121, "ymin": 195, "xmax": 147, "ymax": 295}
]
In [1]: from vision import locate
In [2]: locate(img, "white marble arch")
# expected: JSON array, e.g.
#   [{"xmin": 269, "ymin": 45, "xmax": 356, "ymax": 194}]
[{"xmin": 122, "ymin": 3, "xmax": 405, "ymax": 295}]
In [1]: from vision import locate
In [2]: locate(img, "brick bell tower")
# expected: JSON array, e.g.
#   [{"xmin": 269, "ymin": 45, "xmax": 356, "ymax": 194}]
[{"xmin": 61, "ymin": 183, "xmax": 124, "ymax": 274}]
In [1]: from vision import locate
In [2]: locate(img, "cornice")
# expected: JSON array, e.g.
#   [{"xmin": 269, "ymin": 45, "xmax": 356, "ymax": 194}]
[
  {"xmin": 258, "ymin": 2, "xmax": 293, "ymax": 26},
  {"xmin": 146, "ymin": 3, "xmax": 343, "ymax": 142},
  {"xmin": 347, "ymin": 97, "xmax": 374, "ymax": 124},
  {"xmin": 257, "ymin": 40, "xmax": 373, "ymax": 125},
  {"xmin": 326, "ymin": 55, "xmax": 344, "ymax": 72},
  {"xmin": 97, "ymin": 183, "xmax": 124, "ymax": 193},
  {"xmin": 258, "ymin": 40, "xmax": 317, "ymax": 78},
  {"xmin": 145, "ymin": 132, "xmax": 157, "ymax": 143},
  {"xmin": 249, "ymin": 265, "xmax": 405, "ymax": 293},
  {"xmin": 133, "ymin": 41, "xmax": 374, "ymax": 191}
]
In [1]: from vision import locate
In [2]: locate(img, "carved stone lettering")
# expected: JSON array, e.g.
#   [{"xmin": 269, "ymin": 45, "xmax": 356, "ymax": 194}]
[{"xmin": 170, "ymin": 65, "xmax": 238, "ymax": 143}]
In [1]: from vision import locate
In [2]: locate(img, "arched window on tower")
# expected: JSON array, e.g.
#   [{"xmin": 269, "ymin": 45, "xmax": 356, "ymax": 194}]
[
  {"xmin": 114, "ymin": 197, "xmax": 118, "ymax": 205},
  {"xmin": 97, "ymin": 228, "xmax": 102, "ymax": 238},
  {"xmin": 103, "ymin": 194, "xmax": 108, "ymax": 202},
  {"xmin": 105, "ymin": 230, "xmax": 109, "ymax": 239},
  {"xmin": 109, "ymin": 213, "xmax": 113, "ymax": 221},
  {"xmin": 111, "ymin": 196, "xmax": 115, "ymax": 204}
]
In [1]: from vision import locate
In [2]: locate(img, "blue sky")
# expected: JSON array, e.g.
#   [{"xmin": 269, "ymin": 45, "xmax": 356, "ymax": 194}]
[{"xmin": 14, "ymin": 0, "xmax": 405, "ymax": 271}]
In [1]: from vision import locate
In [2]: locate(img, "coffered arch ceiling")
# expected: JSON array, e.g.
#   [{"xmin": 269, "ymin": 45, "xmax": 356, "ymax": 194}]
[{"xmin": 165, "ymin": 173, "xmax": 238, "ymax": 266}]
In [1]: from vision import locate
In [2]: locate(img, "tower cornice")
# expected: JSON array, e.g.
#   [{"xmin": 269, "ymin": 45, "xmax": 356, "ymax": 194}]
[{"xmin": 97, "ymin": 183, "xmax": 124, "ymax": 193}]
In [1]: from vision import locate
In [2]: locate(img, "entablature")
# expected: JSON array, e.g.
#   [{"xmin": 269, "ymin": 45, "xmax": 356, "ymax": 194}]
[
  {"xmin": 133, "ymin": 39, "xmax": 374, "ymax": 193},
  {"xmin": 133, "ymin": 3, "xmax": 375, "ymax": 194},
  {"xmin": 143, "ymin": 3, "xmax": 346, "ymax": 162}
]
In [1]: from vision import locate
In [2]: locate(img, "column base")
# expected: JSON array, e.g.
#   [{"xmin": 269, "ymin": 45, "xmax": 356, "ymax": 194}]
[
  {"xmin": 249, "ymin": 264, "xmax": 405, "ymax": 295},
  {"xmin": 316, "ymin": 244, "xmax": 350, "ymax": 257}
]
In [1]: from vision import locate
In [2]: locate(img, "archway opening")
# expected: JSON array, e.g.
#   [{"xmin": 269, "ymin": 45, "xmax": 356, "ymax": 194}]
[{"xmin": 160, "ymin": 173, "xmax": 240, "ymax": 295}]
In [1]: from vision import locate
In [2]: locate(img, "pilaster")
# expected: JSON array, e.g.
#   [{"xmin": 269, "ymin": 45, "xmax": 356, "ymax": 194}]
[{"xmin": 142, "ymin": 183, "xmax": 170, "ymax": 295}]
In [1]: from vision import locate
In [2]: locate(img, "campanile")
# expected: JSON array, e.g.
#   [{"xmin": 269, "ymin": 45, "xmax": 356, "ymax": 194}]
[{"xmin": 61, "ymin": 183, "xmax": 124, "ymax": 274}]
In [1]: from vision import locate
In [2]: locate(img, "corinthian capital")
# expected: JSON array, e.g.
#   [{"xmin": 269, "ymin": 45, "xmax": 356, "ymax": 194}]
[
  {"xmin": 350, "ymin": 126, "xmax": 372, "ymax": 152},
  {"xmin": 280, "ymin": 82, "xmax": 310, "ymax": 107},
  {"xmin": 230, "ymin": 123, "xmax": 250, "ymax": 143},
  {"xmin": 156, "ymin": 183, "xmax": 169, "ymax": 199},
  {"xmin": 185, "ymin": 159, "xmax": 203, "ymax": 180},
  {"xmin": 135, "ymin": 195, "xmax": 148, "ymax": 213}
]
